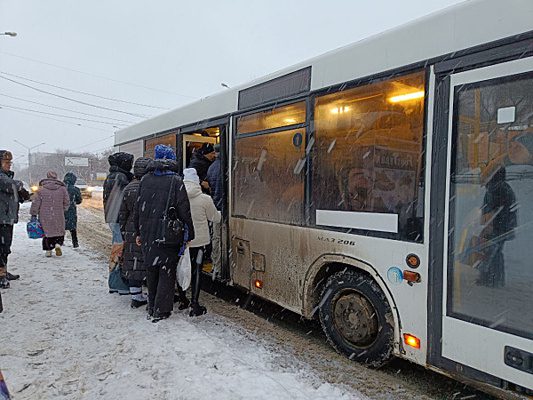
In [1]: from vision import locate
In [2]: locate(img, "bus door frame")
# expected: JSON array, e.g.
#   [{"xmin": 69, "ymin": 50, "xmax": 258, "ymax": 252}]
[
  {"xmin": 179, "ymin": 117, "xmax": 231, "ymax": 280},
  {"xmin": 428, "ymin": 35, "xmax": 533, "ymax": 389}
]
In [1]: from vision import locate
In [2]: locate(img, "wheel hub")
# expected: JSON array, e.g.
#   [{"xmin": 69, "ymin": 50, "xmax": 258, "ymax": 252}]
[{"xmin": 333, "ymin": 291, "xmax": 379, "ymax": 347}]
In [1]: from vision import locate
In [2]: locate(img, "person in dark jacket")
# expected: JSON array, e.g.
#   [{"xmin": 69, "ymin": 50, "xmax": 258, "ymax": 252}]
[
  {"xmin": 188, "ymin": 143, "xmax": 216, "ymax": 190},
  {"xmin": 0, "ymin": 150, "xmax": 30, "ymax": 289},
  {"xmin": 134, "ymin": 145, "xmax": 194, "ymax": 322},
  {"xmin": 478, "ymin": 167, "xmax": 517, "ymax": 287},
  {"xmin": 103, "ymin": 152, "xmax": 133, "ymax": 270},
  {"xmin": 119, "ymin": 157, "xmax": 151, "ymax": 309},
  {"xmin": 205, "ymin": 144, "xmax": 223, "ymax": 279},
  {"xmin": 63, "ymin": 172, "xmax": 82, "ymax": 248}
]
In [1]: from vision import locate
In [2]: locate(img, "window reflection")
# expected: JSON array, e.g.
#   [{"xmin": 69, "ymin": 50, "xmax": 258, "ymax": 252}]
[
  {"xmin": 312, "ymin": 71, "xmax": 426, "ymax": 241},
  {"xmin": 237, "ymin": 102, "xmax": 306, "ymax": 135},
  {"xmin": 144, "ymin": 133, "xmax": 177, "ymax": 159},
  {"xmin": 233, "ymin": 129, "xmax": 305, "ymax": 225},
  {"xmin": 450, "ymin": 73, "xmax": 533, "ymax": 339}
]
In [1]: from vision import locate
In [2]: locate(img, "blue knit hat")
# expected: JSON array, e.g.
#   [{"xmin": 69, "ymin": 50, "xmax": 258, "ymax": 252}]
[{"xmin": 154, "ymin": 144, "xmax": 176, "ymax": 160}]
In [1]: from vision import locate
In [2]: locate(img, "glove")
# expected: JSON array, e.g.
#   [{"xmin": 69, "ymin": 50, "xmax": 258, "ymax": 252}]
[{"xmin": 18, "ymin": 187, "xmax": 30, "ymax": 203}]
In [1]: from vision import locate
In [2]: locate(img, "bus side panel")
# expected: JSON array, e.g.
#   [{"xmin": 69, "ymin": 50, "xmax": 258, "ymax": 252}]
[{"xmin": 228, "ymin": 217, "xmax": 429, "ymax": 366}]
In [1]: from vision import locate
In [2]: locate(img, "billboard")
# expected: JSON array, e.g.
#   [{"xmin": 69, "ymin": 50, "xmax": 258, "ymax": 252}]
[{"xmin": 65, "ymin": 157, "xmax": 89, "ymax": 167}]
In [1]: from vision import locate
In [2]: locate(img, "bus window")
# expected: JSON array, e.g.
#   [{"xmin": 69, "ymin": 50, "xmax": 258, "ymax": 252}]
[
  {"xmin": 237, "ymin": 102, "xmax": 306, "ymax": 134},
  {"xmin": 449, "ymin": 72, "xmax": 533, "ymax": 338},
  {"xmin": 233, "ymin": 128, "xmax": 305, "ymax": 225},
  {"xmin": 144, "ymin": 133, "xmax": 177, "ymax": 159},
  {"xmin": 312, "ymin": 71, "xmax": 426, "ymax": 241}
]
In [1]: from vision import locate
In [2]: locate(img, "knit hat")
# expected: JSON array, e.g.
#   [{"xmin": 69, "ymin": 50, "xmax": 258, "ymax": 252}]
[
  {"xmin": 0, "ymin": 150, "xmax": 13, "ymax": 161},
  {"xmin": 155, "ymin": 144, "xmax": 176, "ymax": 160},
  {"xmin": 47, "ymin": 171, "xmax": 58, "ymax": 179},
  {"xmin": 183, "ymin": 168, "xmax": 199, "ymax": 184},
  {"xmin": 199, "ymin": 143, "xmax": 215, "ymax": 156},
  {"xmin": 108, "ymin": 152, "xmax": 134, "ymax": 172},
  {"xmin": 133, "ymin": 157, "xmax": 152, "ymax": 178}
]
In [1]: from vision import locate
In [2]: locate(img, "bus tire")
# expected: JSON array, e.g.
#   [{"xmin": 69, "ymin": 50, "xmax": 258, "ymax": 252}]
[{"xmin": 319, "ymin": 269, "xmax": 394, "ymax": 368}]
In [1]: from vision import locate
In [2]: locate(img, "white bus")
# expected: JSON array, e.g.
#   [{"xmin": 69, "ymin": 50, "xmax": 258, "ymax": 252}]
[{"xmin": 116, "ymin": 0, "xmax": 533, "ymax": 397}]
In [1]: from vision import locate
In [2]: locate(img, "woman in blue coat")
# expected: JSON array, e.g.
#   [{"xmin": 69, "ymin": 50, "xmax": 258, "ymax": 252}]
[{"xmin": 63, "ymin": 172, "xmax": 82, "ymax": 248}]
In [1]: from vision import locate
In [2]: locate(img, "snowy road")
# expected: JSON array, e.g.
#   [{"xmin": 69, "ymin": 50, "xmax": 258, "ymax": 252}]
[{"xmin": 0, "ymin": 207, "xmax": 365, "ymax": 399}]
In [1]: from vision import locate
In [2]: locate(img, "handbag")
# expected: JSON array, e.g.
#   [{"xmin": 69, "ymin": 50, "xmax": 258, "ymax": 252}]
[
  {"xmin": 155, "ymin": 176, "xmax": 185, "ymax": 246},
  {"xmin": 26, "ymin": 217, "xmax": 44, "ymax": 239},
  {"xmin": 108, "ymin": 264, "xmax": 130, "ymax": 295},
  {"xmin": 177, "ymin": 247, "xmax": 192, "ymax": 290}
]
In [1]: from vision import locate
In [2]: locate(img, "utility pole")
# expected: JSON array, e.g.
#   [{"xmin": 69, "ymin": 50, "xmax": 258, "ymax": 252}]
[{"xmin": 13, "ymin": 140, "xmax": 45, "ymax": 185}]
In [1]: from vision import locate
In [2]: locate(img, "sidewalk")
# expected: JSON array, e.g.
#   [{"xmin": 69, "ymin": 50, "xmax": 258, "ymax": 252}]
[{"xmin": 0, "ymin": 214, "xmax": 362, "ymax": 400}]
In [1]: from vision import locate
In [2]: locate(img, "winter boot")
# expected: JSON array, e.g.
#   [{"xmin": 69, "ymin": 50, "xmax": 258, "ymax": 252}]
[
  {"xmin": 45, "ymin": 251, "xmax": 52, "ymax": 258},
  {"xmin": 130, "ymin": 286, "xmax": 148, "ymax": 308},
  {"xmin": 6, "ymin": 272, "xmax": 20, "ymax": 281},
  {"xmin": 189, "ymin": 302, "xmax": 207, "ymax": 317},
  {"xmin": 131, "ymin": 299, "xmax": 148, "ymax": 308},
  {"xmin": 174, "ymin": 286, "xmax": 190, "ymax": 310},
  {"xmin": 55, "ymin": 244, "xmax": 62, "ymax": 257},
  {"xmin": 174, "ymin": 295, "xmax": 190, "ymax": 310},
  {"xmin": 73, "ymin": 242, "xmax": 79, "ymax": 249},
  {"xmin": 0, "ymin": 277, "xmax": 9, "ymax": 289},
  {"xmin": 152, "ymin": 312, "xmax": 171, "ymax": 323}
]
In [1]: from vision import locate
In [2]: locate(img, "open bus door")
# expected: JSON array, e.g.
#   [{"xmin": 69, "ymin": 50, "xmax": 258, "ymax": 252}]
[
  {"xmin": 431, "ymin": 53, "xmax": 533, "ymax": 394},
  {"xmin": 179, "ymin": 124, "xmax": 230, "ymax": 281}
]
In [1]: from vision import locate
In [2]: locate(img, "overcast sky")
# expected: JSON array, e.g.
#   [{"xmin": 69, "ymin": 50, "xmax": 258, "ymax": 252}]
[{"xmin": 1, "ymin": 0, "xmax": 465, "ymax": 164}]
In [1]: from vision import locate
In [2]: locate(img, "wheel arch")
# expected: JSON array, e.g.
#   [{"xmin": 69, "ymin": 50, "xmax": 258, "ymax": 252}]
[{"xmin": 301, "ymin": 254, "xmax": 402, "ymax": 349}]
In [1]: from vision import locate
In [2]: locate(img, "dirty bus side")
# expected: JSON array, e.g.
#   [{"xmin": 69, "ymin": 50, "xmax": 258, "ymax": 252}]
[{"xmin": 230, "ymin": 69, "xmax": 428, "ymax": 368}]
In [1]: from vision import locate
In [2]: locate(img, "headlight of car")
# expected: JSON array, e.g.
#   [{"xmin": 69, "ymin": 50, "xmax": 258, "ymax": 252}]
[{"xmin": 31, "ymin": 185, "xmax": 39, "ymax": 192}]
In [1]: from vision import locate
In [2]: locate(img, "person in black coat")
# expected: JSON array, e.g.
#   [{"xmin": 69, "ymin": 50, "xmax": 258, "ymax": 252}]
[
  {"xmin": 188, "ymin": 143, "xmax": 216, "ymax": 191},
  {"xmin": 134, "ymin": 145, "xmax": 194, "ymax": 322},
  {"xmin": 63, "ymin": 172, "xmax": 82, "ymax": 248},
  {"xmin": 119, "ymin": 157, "xmax": 151, "ymax": 309},
  {"xmin": 0, "ymin": 150, "xmax": 30, "ymax": 289},
  {"xmin": 103, "ymin": 152, "xmax": 133, "ymax": 271},
  {"xmin": 103, "ymin": 152, "xmax": 134, "ymax": 229}
]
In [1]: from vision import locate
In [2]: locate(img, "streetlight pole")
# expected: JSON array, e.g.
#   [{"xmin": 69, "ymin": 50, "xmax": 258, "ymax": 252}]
[
  {"xmin": 13, "ymin": 140, "xmax": 45, "ymax": 185},
  {"xmin": 0, "ymin": 32, "xmax": 17, "ymax": 37}
]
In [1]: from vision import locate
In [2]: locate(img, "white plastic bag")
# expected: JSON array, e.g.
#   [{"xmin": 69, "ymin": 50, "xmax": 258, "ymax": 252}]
[{"xmin": 177, "ymin": 247, "xmax": 192, "ymax": 290}]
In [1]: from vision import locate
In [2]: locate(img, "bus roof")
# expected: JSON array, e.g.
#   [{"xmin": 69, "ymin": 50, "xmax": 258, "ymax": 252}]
[{"xmin": 115, "ymin": 0, "xmax": 533, "ymax": 146}]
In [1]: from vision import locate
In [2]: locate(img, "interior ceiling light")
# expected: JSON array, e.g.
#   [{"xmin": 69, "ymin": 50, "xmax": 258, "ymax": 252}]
[
  {"xmin": 330, "ymin": 106, "xmax": 350, "ymax": 114},
  {"xmin": 388, "ymin": 91, "xmax": 424, "ymax": 103}
]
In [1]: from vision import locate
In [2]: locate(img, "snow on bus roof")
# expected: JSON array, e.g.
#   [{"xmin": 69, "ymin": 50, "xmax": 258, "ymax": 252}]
[{"xmin": 115, "ymin": 0, "xmax": 533, "ymax": 145}]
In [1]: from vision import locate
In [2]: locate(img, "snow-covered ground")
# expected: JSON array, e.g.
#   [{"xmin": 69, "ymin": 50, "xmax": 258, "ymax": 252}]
[{"xmin": 0, "ymin": 206, "xmax": 363, "ymax": 400}]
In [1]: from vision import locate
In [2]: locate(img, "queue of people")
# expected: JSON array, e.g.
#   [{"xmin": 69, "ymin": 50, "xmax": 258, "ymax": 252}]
[
  {"xmin": 0, "ymin": 142, "xmax": 221, "ymax": 323},
  {"xmin": 104, "ymin": 144, "xmax": 221, "ymax": 322}
]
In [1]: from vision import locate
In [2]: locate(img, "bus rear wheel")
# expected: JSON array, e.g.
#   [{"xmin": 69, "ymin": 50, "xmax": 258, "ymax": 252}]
[{"xmin": 319, "ymin": 269, "xmax": 394, "ymax": 368}]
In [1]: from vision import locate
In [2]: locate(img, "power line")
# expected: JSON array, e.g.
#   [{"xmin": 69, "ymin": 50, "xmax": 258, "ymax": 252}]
[
  {"xmin": 0, "ymin": 51, "xmax": 197, "ymax": 99},
  {"xmin": 0, "ymin": 103, "xmax": 128, "ymax": 126},
  {"xmin": 0, "ymin": 106, "xmax": 114, "ymax": 133},
  {"xmin": 71, "ymin": 135, "xmax": 115, "ymax": 151},
  {"xmin": 0, "ymin": 93, "xmax": 136, "ymax": 124},
  {"xmin": 0, "ymin": 71, "xmax": 170, "ymax": 110},
  {"xmin": 0, "ymin": 74, "xmax": 150, "ymax": 118}
]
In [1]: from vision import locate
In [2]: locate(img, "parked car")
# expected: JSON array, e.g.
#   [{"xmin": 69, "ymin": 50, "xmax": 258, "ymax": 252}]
[{"xmin": 75, "ymin": 179, "xmax": 94, "ymax": 198}]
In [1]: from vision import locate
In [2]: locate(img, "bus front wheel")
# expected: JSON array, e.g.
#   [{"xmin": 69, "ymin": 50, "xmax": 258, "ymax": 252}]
[{"xmin": 319, "ymin": 269, "xmax": 394, "ymax": 368}]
